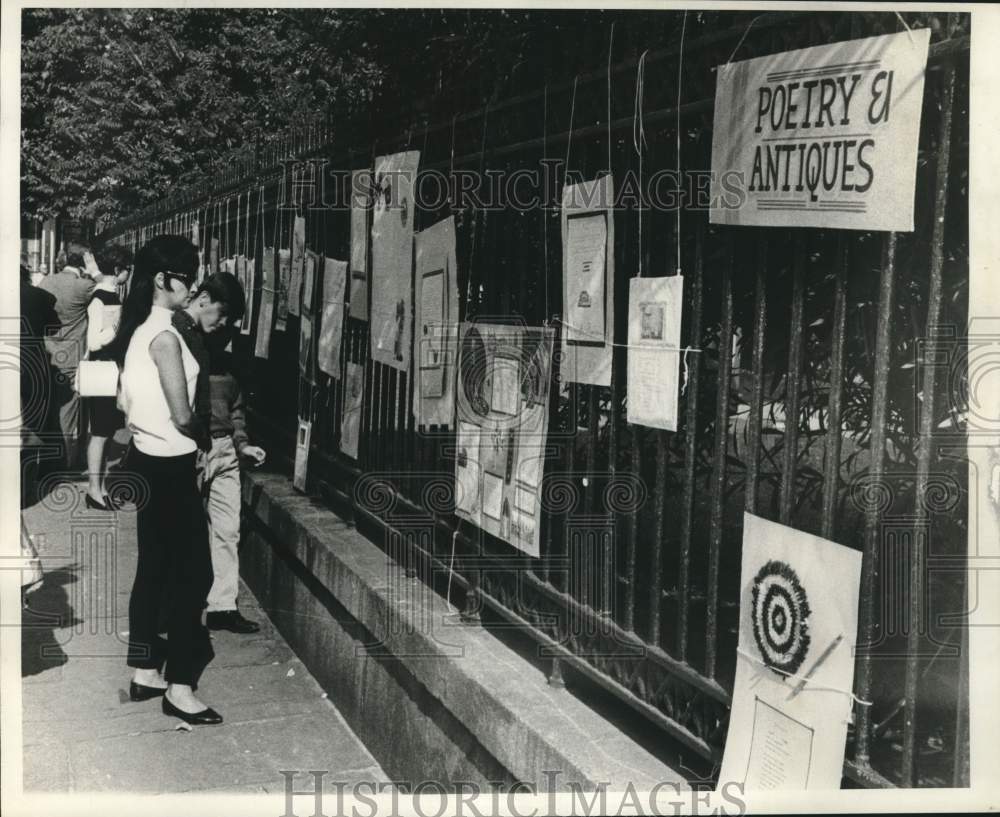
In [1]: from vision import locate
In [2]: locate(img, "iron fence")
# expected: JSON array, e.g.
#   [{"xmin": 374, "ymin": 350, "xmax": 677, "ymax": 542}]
[{"xmin": 104, "ymin": 10, "xmax": 970, "ymax": 787}]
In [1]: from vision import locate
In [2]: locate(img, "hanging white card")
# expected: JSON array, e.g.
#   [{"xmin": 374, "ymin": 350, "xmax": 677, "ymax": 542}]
[
  {"xmin": 626, "ymin": 276, "xmax": 684, "ymax": 431},
  {"xmin": 293, "ymin": 418, "xmax": 311, "ymax": 492}
]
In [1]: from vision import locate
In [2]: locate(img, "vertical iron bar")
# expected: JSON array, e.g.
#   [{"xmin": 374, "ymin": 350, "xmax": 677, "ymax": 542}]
[
  {"xmin": 901, "ymin": 52, "xmax": 956, "ymax": 787},
  {"xmin": 706, "ymin": 235, "xmax": 734, "ymax": 680},
  {"xmin": 854, "ymin": 231, "xmax": 899, "ymax": 767},
  {"xmin": 821, "ymin": 236, "xmax": 849, "ymax": 540},
  {"xmin": 953, "ymin": 599, "xmax": 970, "ymax": 787},
  {"xmin": 562, "ymin": 379, "xmax": 577, "ymax": 598},
  {"xmin": 779, "ymin": 233, "xmax": 807, "ymax": 526},
  {"xmin": 744, "ymin": 236, "xmax": 768, "ymax": 516},
  {"xmin": 677, "ymin": 219, "xmax": 705, "ymax": 662},
  {"xmin": 584, "ymin": 386, "xmax": 598, "ymax": 611},
  {"xmin": 608, "ymin": 287, "xmax": 622, "ymax": 622},
  {"xmin": 648, "ymin": 427, "xmax": 667, "ymax": 645}
]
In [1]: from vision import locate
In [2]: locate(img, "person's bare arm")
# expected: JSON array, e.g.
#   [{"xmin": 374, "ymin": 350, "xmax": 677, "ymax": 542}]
[{"xmin": 149, "ymin": 330, "xmax": 205, "ymax": 444}]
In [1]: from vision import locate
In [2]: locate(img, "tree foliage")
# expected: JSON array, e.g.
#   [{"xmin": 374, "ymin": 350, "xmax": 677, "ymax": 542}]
[
  {"xmin": 21, "ymin": 8, "xmax": 383, "ymax": 223},
  {"xmin": 21, "ymin": 7, "xmax": 698, "ymax": 226}
]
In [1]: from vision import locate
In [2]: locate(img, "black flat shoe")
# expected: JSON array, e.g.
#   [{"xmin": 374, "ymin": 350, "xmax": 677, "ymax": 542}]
[
  {"xmin": 85, "ymin": 493, "xmax": 114, "ymax": 512},
  {"xmin": 129, "ymin": 680, "xmax": 167, "ymax": 702},
  {"xmin": 162, "ymin": 695, "xmax": 223, "ymax": 725},
  {"xmin": 206, "ymin": 610, "xmax": 261, "ymax": 634}
]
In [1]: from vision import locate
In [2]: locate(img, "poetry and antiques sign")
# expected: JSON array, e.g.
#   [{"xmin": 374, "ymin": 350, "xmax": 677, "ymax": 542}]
[{"xmin": 710, "ymin": 29, "xmax": 930, "ymax": 232}]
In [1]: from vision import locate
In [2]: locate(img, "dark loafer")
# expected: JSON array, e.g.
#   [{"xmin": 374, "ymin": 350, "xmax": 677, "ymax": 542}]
[
  {"xmin": 162, "ymin": 695, "xmax": 223, "ymax": 725},
  {"xmin": 206, "ymin": 610, "xmax": 261, "ymax": 634},
  {"xmin": 129, "ymin": 680, "xmax": 167, "ymax": 702}
]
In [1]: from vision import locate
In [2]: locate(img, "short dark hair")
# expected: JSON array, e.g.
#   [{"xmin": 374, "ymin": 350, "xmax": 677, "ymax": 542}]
[
  {"xmin": 94, "ymin": 243, "xmax": 133, "ymax": 275},
  {"xmin": 195, "ymin": 271, "xmax": 245, "ymax": 324}
]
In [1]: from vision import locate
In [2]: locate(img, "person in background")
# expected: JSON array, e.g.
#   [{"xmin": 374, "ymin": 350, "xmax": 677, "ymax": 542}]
[
  {"xmin": 172, "ymin": 274, "xmax": 241, "ymax": 450},
  {"xmin": 201, "ymin": 276, "xmax": 266, "ymax": 634},
  {"xmin": 37, "ymin": 242, "xmax": 96, "ymax": 468},
  {"xmin": 82, "ymin": 243, "xmax": 134, "ymax": 511},
  {"xmin": 105, "ymin": 235, "xmax": 221, "ymax": 726},
  {"xmin": 20, "ymin": 259, "xmax": 58, "ymax": 507}
]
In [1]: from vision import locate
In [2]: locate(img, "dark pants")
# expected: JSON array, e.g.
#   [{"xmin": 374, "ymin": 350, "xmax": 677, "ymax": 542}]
[{"xmin": 126, "ymin": 447, "xmax": 214, "ymax": 686}]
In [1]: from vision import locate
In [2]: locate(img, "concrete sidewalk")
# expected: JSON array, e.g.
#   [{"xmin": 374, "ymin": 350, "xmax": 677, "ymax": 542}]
[{"xmin": 20, "ymin": 477, "xmax": 389, "ymax": 794}]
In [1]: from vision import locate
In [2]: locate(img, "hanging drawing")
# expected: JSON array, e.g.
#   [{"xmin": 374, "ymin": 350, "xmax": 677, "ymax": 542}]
[
  {"xmin": 370, "ymin": 150, "xmax": 420, "ymax": 371},
  {"xmin": 289, "ymin": 215, "xmax": 306, "ymax": 317},
  {"xmin": 341, "ymin": 361, "xmax": 365, "ymax": 460},
  {"xmin": 299, "ymin": 313, "xmax": 314, "ymax": 381},
  {"xmin": 302, "ymin": 250, "xmax": 318, "ymax": 317},
  {"xmin": 254, "ymin": 248, "xmax": 276, "ymax": 359},
  {"xmin": 561, "ymin": 174, "xmax": 615, "ymax": 387},
  {"xmin": 240, "ymin": 256, "xmax": 256, "ymax": 336},
  {"xmin": 718, "ymin": 513, "xmax": 863, "ymax": 791},
  {"xmin": 454, "ymin": 322, "xmax": 554, "ymax": 558},
  {"xmin": 276, "ymin": 248, "xmax": 291, "ymax": 331},
  {"xmin": 414, "ymin": 216, "xmax": 459, "ymax": 427},
  {"xmin": 349, "ymin": 168, "xmax": 371, "ymax": 321},
  {"xmin": 626, "ymin": 275, "xmax": 684, "ymax": 431},
  {"xmin": 317, "ymin": 257, "xmax": 347, "ymax": 379}
]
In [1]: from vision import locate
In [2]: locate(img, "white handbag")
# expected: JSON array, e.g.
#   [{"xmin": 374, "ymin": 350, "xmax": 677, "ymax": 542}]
[{"xmin": 76, "ymin": 360, "xmax": 120, "ymax": 397}]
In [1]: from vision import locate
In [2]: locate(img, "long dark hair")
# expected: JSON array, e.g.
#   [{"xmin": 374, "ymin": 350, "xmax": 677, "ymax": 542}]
[{"xmin": 103, "ymin": 235, "xmax": 198, "ymax": 365}]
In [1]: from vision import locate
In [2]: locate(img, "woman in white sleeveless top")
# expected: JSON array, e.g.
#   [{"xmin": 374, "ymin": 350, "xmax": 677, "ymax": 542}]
[{"xmin": 104, "ymin": 235, "xmax": 222, "ymax": 726}]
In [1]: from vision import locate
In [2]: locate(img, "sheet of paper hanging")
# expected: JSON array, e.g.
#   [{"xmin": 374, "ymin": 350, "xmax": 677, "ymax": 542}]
[
  {"xmin": 302, "ymin": 250, "xmax": 318, "ymax": 315},
  {"xmin": 453, "ymin": 322, "xmax": 554, "ymax": 557},
  {"xmin": 210, "ymin": 237, "xmax": 219, "ymax": 274},
  {"xmin": 340, "ymin": 361, "xmax": 364, "ymax": 460},
  {"xmin": 223, "ymin": 257, "xmax": 236, "ymax": 275},
  {"xmin": 288, "ymin": 216, "xmax": 306, "ymax": 317},
  {"xmin": 560, "ymin": 174, "xmax": 614, "ymax": 386},
  {"xmin": 414, "ymin": 215, "xmax": 459, "ymax": 426},
  {"xmin": 626, "ymin": 275, "xmax": 684, "ymax": 431},
  {"xmin": 349, "ymin": 168, "xmax": 370, "ymax": 321},
  {"xmin": 370, "ymin": 150, "xmax": 420, "ymax": 371},
  {"xmin": 293, "ymin": 418, "xmax": 311, "ymax": 492},
  {"xmin": 455, "ymin": 421, "xmax": 482, "ymax": 519},
  {"xmin": 240, "ymin": 256, "xmax": 256, "ymax": 336},
  {"xmin": 276, "ymin": 248, "xmax": 291, "ymax": 331},
  {"xmin": 299, "ymin": 313, "xmax": 313, "ymax": 381},
  {"xmin": 717, "ymin": 513, "xmax": 863, "ymax": 791},
  {"xmin": 254, "ymin": 289, "xmax": 274, "ymax": 360},
  {"xmin": 317, "ymin": 257, "xmax": 348, "ymax": 379},
  {"xmin": 192, "ymin": 220, "xmax": 199, "ymax": 248}
]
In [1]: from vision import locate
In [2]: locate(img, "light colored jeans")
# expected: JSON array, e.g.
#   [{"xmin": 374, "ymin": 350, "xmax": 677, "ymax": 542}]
[{"xmin": 200, "ymin": 436, "xmax": 242, "ymax": 613}]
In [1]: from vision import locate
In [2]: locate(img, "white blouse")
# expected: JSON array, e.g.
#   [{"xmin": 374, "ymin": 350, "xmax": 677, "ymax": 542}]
[
  {"xmin": 86, "ymin": 279, "xmax": 119, "ymax": 354},
  {"xmin": 119, "ymin": 305, "xmax": 199, "ymax": 456}
]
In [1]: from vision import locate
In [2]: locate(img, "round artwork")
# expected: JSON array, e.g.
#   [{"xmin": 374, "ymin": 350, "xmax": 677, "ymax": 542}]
[{"xmin": 750, "ymin": 559, "xmax": 811, "ymax": 677}]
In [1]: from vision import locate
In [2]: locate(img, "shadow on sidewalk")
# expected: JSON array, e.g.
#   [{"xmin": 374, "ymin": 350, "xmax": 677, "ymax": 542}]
[{"xmin": 22, "ymin": 565, "xmax": 84, "ymax": 678}]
